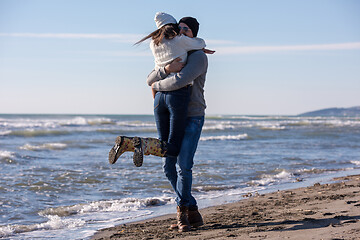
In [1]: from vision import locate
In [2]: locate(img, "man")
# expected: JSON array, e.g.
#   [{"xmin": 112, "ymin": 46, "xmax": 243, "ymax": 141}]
[{"xmin": 147, "ymin": 16, "xmax": 213, "ymax": 232}]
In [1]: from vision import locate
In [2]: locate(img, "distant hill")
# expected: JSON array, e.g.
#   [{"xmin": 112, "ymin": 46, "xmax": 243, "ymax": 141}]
[{"xmin": 298, "ymin": 106, "xmax": 360, "ymax": 117}]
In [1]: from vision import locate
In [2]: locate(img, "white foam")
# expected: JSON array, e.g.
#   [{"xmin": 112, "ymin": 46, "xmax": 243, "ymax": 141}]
[
  {"xmin": 20, "ymin": 143, "xmax": 67, "ymax": 151},
  {"xmin": 295, "ymin": 168, "xmax": 328, "ymax": 175},
  {"xmin": 203, "ymin": 116, "xmax": 360, "ymax": 130},
  {"xmin": 285, "ymin": 118, "xmax": 360, "ymax": 128},
  {"xmin": 259, "ymin": 124, "xmax": 286, "ymax": 130},
  {"xmin": 116, "ymin": 121, "xmax": 155, "ymax": 127},
  {"xmin": 0, "ymin": 151, "xmax": 15, "ymax": 159},
  {"xmin": 60, "ymin": 116, "xmax": 115, "ymax": 126},
  {"xmin": 351, "ymin": 160, "xmax": 360, "ymax": 166},
  {"xmin": 250, "ymin": 170, "xmax": 293, "ymax": 186},
  {"xmin": 203, "ymin": 123, "xmax": 237, "ymax": 131},
  {"xmin": 0, "ymin": 130, "xmax": 11, "ymax": 136},
  {"xmin": 200, "ymin": 133, "xmax": 248, "ymax": 141},
  {"xmin": 0, "ymin": 196, "xmax": 172, "ymax": 238},
  {"xmin": 39, "ymin": 215, "xmax": 85, "ymax": 230},
  {"xmin": 0, "ymin": 118, "xmax": 58, "ymax": 128},
  {"xmin": 39, "ymin": 197, "xmax": 172, "ymax": 217},
  {"xmin": 87, "ymin": 117, "xmax": 115, "ymax": 125},
  {"xmin": 58, "ymin": 117, "xmax": 87, "ymax": 126},
  {"xmin": 0, "ymin": 116, "xmax": 116, "ymax": 130},
  {"xmin": 0, "ymin": 225, "xmax": 13, "ymax": 238},
  {"xmin": 0, "ymin": 215, "xmax": 86, "ymax": 238}
]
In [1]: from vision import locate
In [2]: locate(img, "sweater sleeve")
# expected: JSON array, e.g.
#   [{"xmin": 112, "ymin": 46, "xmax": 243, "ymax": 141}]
[
  {"xmin": 178, "ymin": 35, "xmax": 206, "ymax": 52},
  {"xmin": 146, "ymin": 67, "xmax": 168, "ymax": 86},
  {"xmin": 152, "ymin": 51, "xmax": 207, "ymax": 91}
]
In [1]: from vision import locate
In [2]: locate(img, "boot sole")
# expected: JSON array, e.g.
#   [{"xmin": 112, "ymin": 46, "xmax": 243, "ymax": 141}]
[
  {"xmin": 108, "ymin": 136, "xmax": 123, "ymax": 164},
  {"xmin": 132, "ymin": 137, "xmax": 143, "ymax": 167}
]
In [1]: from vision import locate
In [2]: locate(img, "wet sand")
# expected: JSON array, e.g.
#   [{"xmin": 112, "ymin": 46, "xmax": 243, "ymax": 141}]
[{"xmin": 92, "ymin": 174, "xmax": 360, "ymax": 240}]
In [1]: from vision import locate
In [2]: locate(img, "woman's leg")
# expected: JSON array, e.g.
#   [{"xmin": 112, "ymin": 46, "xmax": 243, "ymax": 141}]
[
  {"xmin": 113, "ymin": 88, "xmax": 191, "ymax": 166},
  {"xmin": 165, "ymin": 87, "xmax": 191, "ymax": 157},
  {"xmin": 110, "ymin": 92, "xmax": 169, "ymax": 166},
  {"xmin": 154, "ymin": 91, "xmax": 170, "ymax": 142},
  {"xmin": 131, "ymin": 91, "xmax": 171, "ymax": 165}
]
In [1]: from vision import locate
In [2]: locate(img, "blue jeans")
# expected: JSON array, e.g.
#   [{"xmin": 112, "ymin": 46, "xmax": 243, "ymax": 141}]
[
  {"xmin": 163, "ymin": 116, "xmax": 204, "ymax": 207},
  {"xmin": 154, "ymin": 87, "xmax": 191, "ymax": 157}
]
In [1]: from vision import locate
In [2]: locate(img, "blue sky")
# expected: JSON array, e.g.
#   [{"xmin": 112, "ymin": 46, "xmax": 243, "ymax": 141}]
[{"xmin": 1, "ymin": 0, "xmax": 359, "ymax": 115}]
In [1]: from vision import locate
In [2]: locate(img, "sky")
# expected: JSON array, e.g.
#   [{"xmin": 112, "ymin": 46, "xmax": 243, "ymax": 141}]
[{"xmin": 0, "ymin": 0, "xmax": 359, "ymax": 115}]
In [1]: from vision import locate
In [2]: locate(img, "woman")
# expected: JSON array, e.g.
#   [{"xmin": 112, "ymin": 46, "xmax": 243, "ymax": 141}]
[{"xmin": 109, "ymin": 12, "xmax": 207, "ymax": 167}]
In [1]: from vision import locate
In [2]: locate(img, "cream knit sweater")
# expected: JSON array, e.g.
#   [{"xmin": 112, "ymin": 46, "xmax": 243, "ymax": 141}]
[{"xmin": 150, "ymin": 35, "xmax": 206, "ymax": 69}]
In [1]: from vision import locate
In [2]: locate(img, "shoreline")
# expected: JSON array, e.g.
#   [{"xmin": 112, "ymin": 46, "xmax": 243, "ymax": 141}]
[{"xmin": 91, "ymin": 174, "xmax": 360, "ymax": 240}]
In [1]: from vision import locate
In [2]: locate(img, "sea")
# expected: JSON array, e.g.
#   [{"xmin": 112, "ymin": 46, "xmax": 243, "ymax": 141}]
[{"xmin": 0, "ymin": 114, "xmax": 359, "ymax": 239}]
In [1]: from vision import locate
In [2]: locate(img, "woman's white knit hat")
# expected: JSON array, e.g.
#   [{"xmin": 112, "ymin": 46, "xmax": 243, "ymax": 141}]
[{"xmin": 154, "ymin": 12, "xmax": 177, "ymax": 29}]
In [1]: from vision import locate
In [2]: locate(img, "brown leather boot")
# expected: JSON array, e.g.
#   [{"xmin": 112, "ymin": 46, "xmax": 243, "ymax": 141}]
[
  {"xmin": 188, "ymin": 205, "xmax": 204, "ymax": 227},
  {"xmin": 174, "ymin": 206, "xmax": 191, "ymax": 232}
]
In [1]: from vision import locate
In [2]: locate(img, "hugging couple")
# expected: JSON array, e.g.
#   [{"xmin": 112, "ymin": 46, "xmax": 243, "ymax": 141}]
[{"xmin": 109, "ymin": 12, "xmax": 214, "ymax": 232}]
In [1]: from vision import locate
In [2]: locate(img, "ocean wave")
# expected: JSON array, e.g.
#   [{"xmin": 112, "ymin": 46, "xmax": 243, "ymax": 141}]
[
  {"xmin": 285, "ymin": 121, "xmax": 312, "ymax": 126},
  {"xmin": 0, "ymin": 215, "xmax": 86, "ymax": 238},
  {"xmin": 0, "ymin": 151, "xmax": 15, "ymax": 159},
  {"xmin": 249, "ymin": 170, "xmax": 293, "ymax": 186},
  {"xmin": 294, "ymin": 168, "xmax": 330, "ymax": 175},
  {"xmin": 249, "ymin": 167, "xmax": 348, "ymax": 187},
  {"xmin": 0, "ymin": 196, "xmax": 172, "ymax": 238},
  {"xmin": 89, "ymin": 118, "xmax": 115, "ymax": 125},
  {"xmin": 202, "ymin": 117, "xmax": 360, "ymax": 131},
  {"xmin": 0, "ymin": 116, "xmax": 116, "ymax": 130},
  {"xmin": 10, "ymin": 129, "xmax": 71, "ymax": 137},
  {"xmin": 206, "ymin": 115, "xmax": 287, "ymax": 120},
  {"xmin": 116, "ymin": 121, "xmax": 155, "ymax": 127},
  {"xmin": 59, "ymin": 117, "xmax": 115, "ymax": 126},
  {"xmin": 193, "ymin": 185, "xmax": 235, "ymax": 192},
  {"xmin": 0, "ymin": 130, "xmax": 12, "ymax": 136},
  {"xmin": 202, "ymin": 121, "xmax": 293, "ymax": 132},
  {"xmin": 39, "ymin": 197, "xmax": 172, "ymax": 218},
  {"xmin": 0, "ymin": 118, "xmax": 57, "ymax": 128},
  {"xmin": 200, "ymin": 134, "xmax": 248, "ymax": 141},
  {"xmin": 350, "ymin": 160, "xmax": 360, "ymax": 166},
  {"xmin": 283, "ymin": 118, "xmax": 360, "ymax": 128},
  {"xmin": 57, "ymin": 117, "xmax": 152, "ymax": 127},
  {"xmin": 259, "ymin": 124, "xmax": 286, "ymax": 130},
  {"xmin": 202, "ymin": 122, "xmax": 238, "ymax": 131},
  {"xmin": 20, "ymin": 143, "xmax": 67, "ymax": 151},
  {"xmin": 59, "ymin": 117, "xmax": 88, "ymax": 126}
]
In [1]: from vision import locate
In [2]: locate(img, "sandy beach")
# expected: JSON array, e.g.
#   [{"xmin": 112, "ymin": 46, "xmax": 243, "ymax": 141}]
[{"xmin": 92, "ymin": 174, "xmax": 360, "ymax": 240}]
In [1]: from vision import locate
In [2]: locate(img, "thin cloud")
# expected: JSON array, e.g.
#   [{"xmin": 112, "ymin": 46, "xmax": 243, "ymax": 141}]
[
  {"xmin": 95, "ymin": 50, "xmax": 152, "ymax": 57},
  {"xmin": 1, "ymin": 33, "xmax": 359, "ymax": 55},
  {"xmin": 0, "ymin": 32, "xmax": 240, "ymax": 45},
  {"xmin": 0, "ymin": 33, "xmax": 142, "ymax": 43},
  {"xmin": 216, "ymin": 42, "xmax": 360, "ymax": 54},
  {"xmin": 206, "ymin": 39, "xmax": 241, "ymax": 45}
]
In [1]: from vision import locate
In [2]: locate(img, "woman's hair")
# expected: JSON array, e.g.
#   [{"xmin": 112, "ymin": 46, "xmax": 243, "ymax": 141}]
[{"xmin": 135, "ymin": 24, "xmax": 179, "ymax": 45}]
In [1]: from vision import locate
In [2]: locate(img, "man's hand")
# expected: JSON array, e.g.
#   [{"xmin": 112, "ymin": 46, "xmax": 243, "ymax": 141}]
[
  {"xmin": 164, "ymin": 57, "xmax": 185, "ymax": 74},
  {"xmin": 203, "ymin": 48, "xmax": 216, "ymax": 54},
  {"xmin": 151, "ymin": 83, "xmax": 157, "ymax": 99}
]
